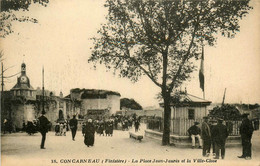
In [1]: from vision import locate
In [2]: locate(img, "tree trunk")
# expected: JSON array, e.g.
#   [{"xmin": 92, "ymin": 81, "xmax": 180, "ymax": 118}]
[{"xmin": 162, "ymin": 92, "xmax": 171, "ymax": 145}]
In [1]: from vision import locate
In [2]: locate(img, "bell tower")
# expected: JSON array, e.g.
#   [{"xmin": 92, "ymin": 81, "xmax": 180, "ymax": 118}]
[{"xmin": 21, "ymin": 63, "xmax": 26, "ymax": 75}]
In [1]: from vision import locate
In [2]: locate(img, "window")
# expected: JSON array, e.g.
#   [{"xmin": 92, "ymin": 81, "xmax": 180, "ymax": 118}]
[{"xmin": 188, "ymin": 109, "xmax": 195, "ymax": 120}]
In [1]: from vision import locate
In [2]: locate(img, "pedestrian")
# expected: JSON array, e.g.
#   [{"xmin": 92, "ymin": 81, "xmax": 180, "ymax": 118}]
[
  {"xmin": 63, "ymin": 122, "xmax": 67, "ymax": 136},
  {"xmin": 201, "ymin": 117, "xmax": 211, "ymax": 157},
  {"xmin": 187, "ymin": 122, "xmax": 202, "ymax": 149},
  {"xmin": 109, "ymin": 119, "xmax": 114, "ymax": 136},
  {"xmin": 38, "ymin": 111, "xmax": 50, "ymax": 149},
  {"xmin": 3, "ymin": 119, "xmax": 8, "ymax": 134},
  {"xmin": 69, "ymin": 115, "xmax": 78, "ymax": 141},
  {"xmin": 84, "ymin": 119, "xmax": 95, "ymax": 147},
  {"xmin": 211, "ymin": 118, "xmax": 228, "ymax": 159},
  {"xmin": 238, "ymin": 113, "xmax": 254, "ymax": 160},
  {"xmin": 134, "ymin": 119, "xmax": 140, "ymax": 132},
  {"xmin": 55, "ymin": 122, "xmax": 60, "ymax": 136},
  {"xmin": 59, "ymin": 123, "xmax": 64, "ymax": 136},
  {"xmin": 98, "ymin": 121, "xmax": 104, "ymax": 136},
  {"xmin": 210, "ymin": 119, "xmax": 217, "ymax": 157},
  {"xmin": 22, "ymin": 120, "xmax": 26, "ymax": 132},
  {"xmin": 114, "ymin": 117, "xmax": 118, "ymax": 130},
  {"xmin": 82, "ymin": 122, "xmax": 86, "ymax": 137}
]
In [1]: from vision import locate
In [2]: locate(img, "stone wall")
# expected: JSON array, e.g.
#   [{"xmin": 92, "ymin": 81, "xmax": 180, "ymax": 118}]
[
  {"xmin": 81, "ymin": 94, "xmax": 120, "ymax": 116},
  {"xmin": 11, "ymin": 104, "xmax": 36, "ymax": 129}
]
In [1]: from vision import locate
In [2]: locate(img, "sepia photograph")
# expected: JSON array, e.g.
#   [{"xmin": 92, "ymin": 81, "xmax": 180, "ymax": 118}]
[{"xmin": 0, "ymin": 0, "xmax": 260, "ymax": 165}]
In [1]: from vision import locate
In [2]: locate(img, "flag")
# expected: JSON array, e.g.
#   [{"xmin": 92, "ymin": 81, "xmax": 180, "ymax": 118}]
[{"xmin": 199, "ymin": 46, "xmax": 204, "ymax": 92}]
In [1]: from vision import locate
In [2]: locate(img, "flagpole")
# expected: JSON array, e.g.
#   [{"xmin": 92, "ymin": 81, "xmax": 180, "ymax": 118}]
[{"xmin": 199, "ymin": 42, "xmax": 205, "ymax": 99}]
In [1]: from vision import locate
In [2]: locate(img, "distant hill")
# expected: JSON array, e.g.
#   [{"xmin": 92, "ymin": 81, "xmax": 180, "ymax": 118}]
[{"xmin": 120, "ymin": 98, "xmax": 143, "ymax": 110}]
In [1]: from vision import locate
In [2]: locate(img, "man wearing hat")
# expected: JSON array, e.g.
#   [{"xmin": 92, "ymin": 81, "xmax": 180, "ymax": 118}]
[
  {"xmin": 188, "ymin": 122, "xmax": 202, "ymax": 149},
  {"xmin": 211, "ymin": 118, "xmax": 228, "ymax": 159},
  {"xmin": 209, "ymin": 119, "xmax": 218, "ymax": 156},
  {"xmin": 38, "ymin": 111, "xmax": 50, "ymax": 149},
  {"xmin": 69, "ymin": 115, "xmax": 78, "ymax": 141},
  {"xmin": 201, "ymin": 116, "xmax": 211, "ymax": 157},
  {"xmin": 238, "ymin": 113, "xmax": 254, "ymax": 160}
]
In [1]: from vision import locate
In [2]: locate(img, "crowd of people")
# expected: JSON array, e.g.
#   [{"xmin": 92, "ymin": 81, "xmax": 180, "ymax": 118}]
[
  {"xmin": 187, "ymin": 113, "xmax": 255, "ymax": 160},
  {"xmin": 80, "ymin": 114, "xmax": 142, "ymax": 147},
  {"xmin": 2, "ymin": 111, "xmax": 257, "ymax": 161}
]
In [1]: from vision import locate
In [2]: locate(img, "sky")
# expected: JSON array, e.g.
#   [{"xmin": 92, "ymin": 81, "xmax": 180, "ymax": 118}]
[{"xmin": 1, "ymin": 0, "xmax": 260, "ymax": 107}]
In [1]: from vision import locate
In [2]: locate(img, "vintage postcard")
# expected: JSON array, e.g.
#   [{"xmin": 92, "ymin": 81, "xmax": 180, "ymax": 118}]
[{"xmin": 1, "ymin": 0, "xmax": 259, "ymax": 166}]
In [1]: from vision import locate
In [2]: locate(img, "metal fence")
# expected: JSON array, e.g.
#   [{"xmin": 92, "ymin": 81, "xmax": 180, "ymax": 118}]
[{"xmin": 147, "ymin": 118, "xmax": 242, "ymax": 136}]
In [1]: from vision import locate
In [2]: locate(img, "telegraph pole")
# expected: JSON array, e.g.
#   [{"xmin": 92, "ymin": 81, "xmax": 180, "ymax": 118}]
[
  {"xmin": 1, "ymin": 62, "xmax": 3, "ymax": 114},
  {"xmin": 42, "ymin": 67, "xmax": 45, "ymax": 112},
  {"xmin": 222, "ymin": 88, "xmax": 227, "ymax": 106}
]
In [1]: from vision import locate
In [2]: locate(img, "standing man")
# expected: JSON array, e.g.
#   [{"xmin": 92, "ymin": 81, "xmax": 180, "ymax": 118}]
[
  {"xmin": 134, "ymin": 119, "xmax": 140, "ymax": 132},
  {"xmin": 212, "ymin": 118, "xmax": 228, "ymax": 159},
  {"xmin": 210, "ymin": 119, "xmax": 217, "ymax": 157},
  {"xmin": 201, "ymin": 117, "xmax": 211, "ymax": 157},
  {"xmin": 188, "ymin": 122, "xmax": 202, "ymax": 149},
  {"xmin": 69, "ymin": 115, "xmax": 78, "ymax": 141},
  {"xmin": 238, "ymin": 113, "xmax": 254, "ymax": 160},
  {"xmin": 38, "ymin": 111, "xmax": 50, "ymax": 149}
]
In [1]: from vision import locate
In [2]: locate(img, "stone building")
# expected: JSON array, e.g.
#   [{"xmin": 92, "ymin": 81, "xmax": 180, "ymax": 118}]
[
  {"xmin": 2, "ymin": 63, "xmax": 121, "ymax": 130},
  {"xmin": 65, "ymin": 88, "xmax": 121, "ymax": 120},
  {"xmin": 2, "ymin": 63, "xmax": 66, "ymax": 130},
  {"xmin": 9, "ymin": 63, "xmax": 37, "ymax": 129}
]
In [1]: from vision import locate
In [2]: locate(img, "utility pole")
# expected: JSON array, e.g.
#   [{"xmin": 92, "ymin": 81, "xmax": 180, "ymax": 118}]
[
  {"xmin": 222, "ymin": 88, "xmax": 226, "ymax": 106},
  {"xmin": 42, "ymin": 67, "xmax": 44, "ymax": 112},
  {"xmin": 1, "ymin": 62, "xmax": 3, "ymax": 114}
]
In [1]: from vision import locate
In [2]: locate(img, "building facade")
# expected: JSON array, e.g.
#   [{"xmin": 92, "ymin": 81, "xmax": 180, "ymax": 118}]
[
  {"xmin": 2, "ymin": 63, "xmax": 121, "ymax": 131},
  {"xmin": 65, "ymin": 88, "xmax": 121, "ymax": 120},
  {"xmin": 2, "ymin": 63, "xmax": 67, "ymax": 130}
]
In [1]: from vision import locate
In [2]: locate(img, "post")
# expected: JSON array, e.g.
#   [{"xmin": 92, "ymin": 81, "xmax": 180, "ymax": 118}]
[
  {"xmin": 222, "ymin": 88, "xmax": 226, "ymax": 105},
  {"xmin": 42, "ymin": 67, "xmax": 44, "ymax": 112},
  {"xmin": 1, "ymin": 62, "xmax": 3, "ymax": 115}
]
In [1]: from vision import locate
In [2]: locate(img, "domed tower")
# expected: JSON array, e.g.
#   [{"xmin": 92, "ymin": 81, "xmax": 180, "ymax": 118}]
[
  {"xmin": 11, "ymin": 63, "xmax": 35, "ymax": 100},
  {"xmin": 10, "ymin": 63, "xmax": 36, "ymax": 129}
]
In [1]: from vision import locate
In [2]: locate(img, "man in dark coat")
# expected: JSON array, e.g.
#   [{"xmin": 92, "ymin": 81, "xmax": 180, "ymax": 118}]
[
  {"xmin": 84, "ymin": 119, "xmax": 95, "ymax": 147},
  {"xmin": 238, "ymin": 113, "xmax": 254, "ymax": 160},
  {"xmin": 188, "ymin": 122, "xmax": 202, "ymax": 149},
  {"xmin": 69, "ymin": 115, "xmax": 78, "ymax": 141},
  {"xmin": 108, "ymin": 119, "xmax": 114, "ymax": 136},
  {"xmin": 211, "ymin": 118, "xmax": 228, "ymax": 159},
  {"xmin": 134, "ymin": 119, "xmax": 140, "ymax": 132},
  {"xmin": 209, "ymin": 119, "xmax": 217, "ymax": 156},
  {"xmin": 38, "ymin": 111, "xmax": 50, "ymax": 149},
  {"xmin": 201, "ymin": 117, "xmax": 211, "ymax": 157}
]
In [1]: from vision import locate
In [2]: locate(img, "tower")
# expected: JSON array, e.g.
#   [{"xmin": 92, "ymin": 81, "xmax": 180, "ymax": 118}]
[{"xmin": 10, "ymin": 63, "xmax": 36, "ymax": 129}]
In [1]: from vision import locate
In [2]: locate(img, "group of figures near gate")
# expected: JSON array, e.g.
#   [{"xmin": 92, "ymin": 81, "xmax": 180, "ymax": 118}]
[
  {"xmin": 54, "ymin": 121, "xmax": 69, "ymax": 136},
  {"xmin": 83, "ymin": 114, "xmax": 141, "ymax": 137},
  {"xmin": 187, "ymin": 113, "xmax": 256, "ymax": 160}
]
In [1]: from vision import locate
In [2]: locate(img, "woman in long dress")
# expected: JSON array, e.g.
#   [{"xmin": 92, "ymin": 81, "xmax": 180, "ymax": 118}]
[{"xmin": 84, "ymin": 119, "xmax": 95, "ymax": 147}]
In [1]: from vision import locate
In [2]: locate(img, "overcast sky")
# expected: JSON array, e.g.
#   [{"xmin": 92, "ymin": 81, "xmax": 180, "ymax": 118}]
[{"xmin": 1, "ymin": 0, "xmax": 260, "ymax": 107}]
